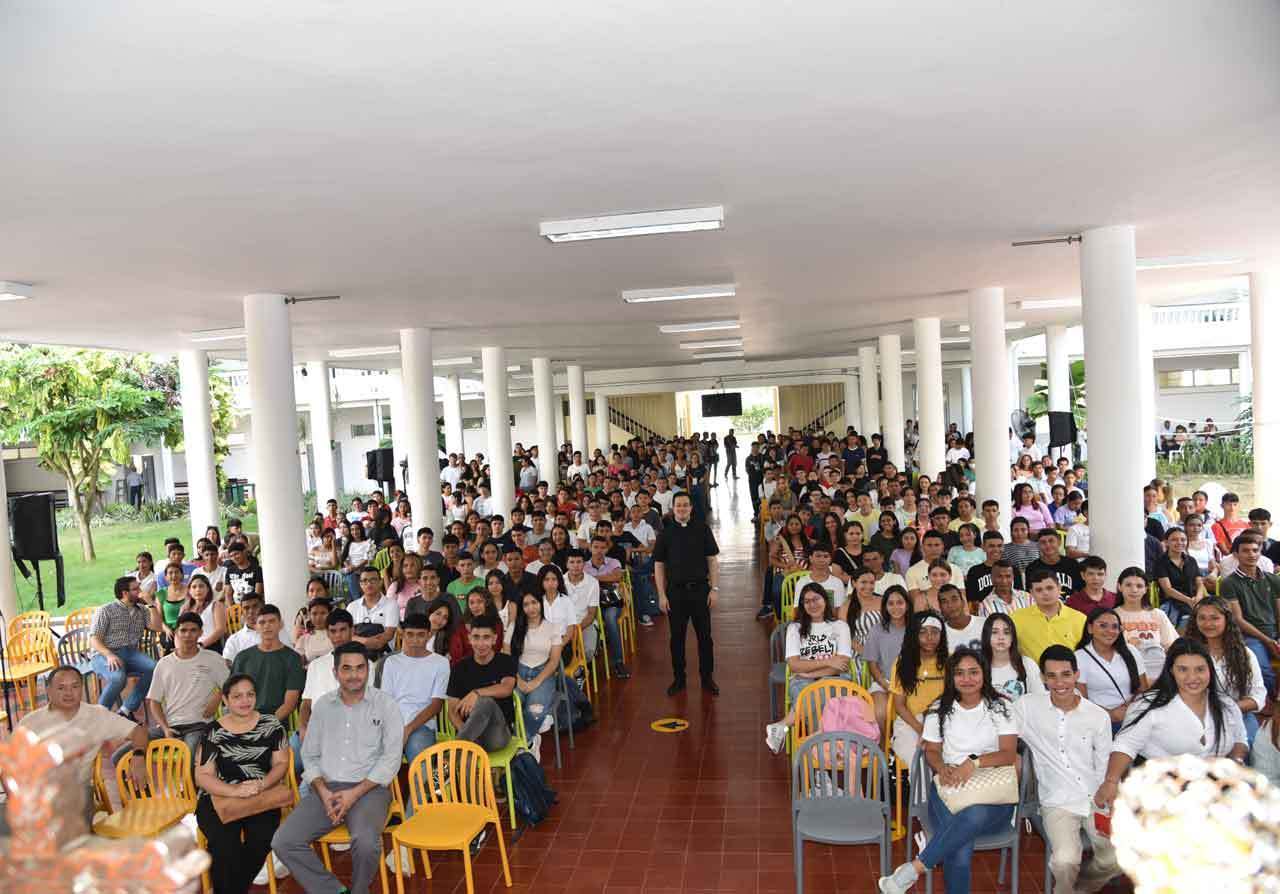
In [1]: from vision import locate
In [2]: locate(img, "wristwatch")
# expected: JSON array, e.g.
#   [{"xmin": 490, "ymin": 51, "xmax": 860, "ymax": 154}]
[
  {"xmin": 710, "ymin": 586, "xmax": 720, "ymax": 591},
  {"xmin": 969, "ymin": 753, "xmax": 981, "ymax": 769}
]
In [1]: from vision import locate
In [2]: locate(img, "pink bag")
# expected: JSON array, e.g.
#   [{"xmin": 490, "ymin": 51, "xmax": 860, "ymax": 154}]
[{"xmin": 820, "ymin": 695, "xmax": 880, "ymax": 741}]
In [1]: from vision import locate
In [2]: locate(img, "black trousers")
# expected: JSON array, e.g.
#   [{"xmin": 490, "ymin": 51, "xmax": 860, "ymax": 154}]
[
  {"xmin": 668, "ymin": 582, "xmax": 714, "ymax": 681},
  {"xmin": 747, "ymin": 476, "xmax": 762, "ymax": 517},
  {"xmin": 195, "ymin": 796, "xmax": 280, "ymax": 894}
]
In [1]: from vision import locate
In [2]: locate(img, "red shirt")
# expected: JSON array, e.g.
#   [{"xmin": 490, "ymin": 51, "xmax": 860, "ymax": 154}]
[
  {"xmin": 1212, "ymin": 517, "xmax": 1249, "ymax": 553},
  {"xmin": 787, "ymin": 453, "xmax": 815, "ymax": 475},
  {"xmin": 1065, "ymin": 588, "xmax": 1117, "ymax": 615}
]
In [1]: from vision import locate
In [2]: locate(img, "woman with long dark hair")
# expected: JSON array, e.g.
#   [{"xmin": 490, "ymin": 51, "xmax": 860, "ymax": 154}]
[
  {"xmin": 764, "ymin": 581, "xmax": 853, "ymax": 753},
  {"xmin": 1011, "ymin": 482, "xmax": 1054, "ymax": 534},
  {"xmin": 1095, "ymin": 638, "xmax": 1248, "ymax": 810},
  {"xmin": 834, "ymin": 522, "xmax": 865, "ymax": 578},
  {"xmin": 868, "ymin": 511, "xmax": 902, "ymax": 562},
  {"xmin": 865, "ymin": 585, "xmax": 911, "ymax": 733},
  {"xmin": 879, "ymin": 648, "xmax": 1017, "ymax": 894},
  {"xmin": 421, "ymin": 595, "xmax": 460, "ymax": 661},
  {"xmin": 889, "ymin": 610, "xmax": 948, "ymax": 764},
  {"xmin": 1185, "ymin": 597, "xmax": 1266, "ymax": 744},
  {"xmin": 1075, "ymin": 605, "xmax": 1147, "ymax": 729},
  {"xmin": 1113, "ymin": 566, "xmax": 1178, "ymax": 680},
  {"xmin": 182, "ymin": 572, "xmax": 228, "ymax": 652},
  {"xmin": 508, "ymin": 591, "xmax": 565, "ymax": 742},
  {"xmin": 889, "ymin": 527, "xmax": 921, "ymax": 577},
  {"xmin": 980, "ymin": 612, "xmax": 1042, "ymax": 700}
]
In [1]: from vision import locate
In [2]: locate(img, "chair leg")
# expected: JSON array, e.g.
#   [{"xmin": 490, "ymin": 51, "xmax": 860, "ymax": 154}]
[
  {"xmin": 422, "ymin": 847, "xmax": 432, "ymax": 879},
  {"xmin": 998, "ymin": 848, "xmax": 1007, "ymax": 885},
  {"xmin": 506, "ymin": 767, "xmax": 517, "ymax": 830},
  {"xmin": 462, "ymin": 845, "xmax": 476, "ymax": 894},
  {"xmin": 393, "ymin": 834, "xmax": 405, "ymax": 894},
  {"xmin": 793, "ymin": 829, "xmax": 804, "ymax": 894},
  {"xmin": 378, "ymin": 832, "xmax": 390, "ymax": 894},
  {"xmin": 769, "ymin": 681, "xmax": 777, "ymax": 720},
  {"xmin": 494, "ymin": 821, "xmax": 512, "ymax": 886},
  {"xmin": 552, "ymin": 711, "xmax": 562, "ymax": 769},
  {"xmin": 320, "ymin": 842, "xmax": 332, "ymax": 873},
  {"xmin": 267, "ymin": 852, "xmax": 277, "ymax": 894}
]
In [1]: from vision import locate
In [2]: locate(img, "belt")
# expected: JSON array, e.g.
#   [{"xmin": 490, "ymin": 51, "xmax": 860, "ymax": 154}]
[{"xmin": 670, "ymin": 580, "xmax": 705, "ymax": 590}]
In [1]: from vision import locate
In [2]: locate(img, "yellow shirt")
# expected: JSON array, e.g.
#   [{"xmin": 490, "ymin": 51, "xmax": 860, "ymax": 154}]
[
  {"xmin": 889, "ymin": 661, "xmax": 947, "ymax": 716},
  {"xmin": 844, "ymin": 510, "xmax": 878, "ymax": 544},
  {"xmin": 1011, "ymin": 603, "xmax": 1087, "ymax": 662},
  {"xmin": 948, "ymin": 517, "xmax": 978, "ymax": 532}
]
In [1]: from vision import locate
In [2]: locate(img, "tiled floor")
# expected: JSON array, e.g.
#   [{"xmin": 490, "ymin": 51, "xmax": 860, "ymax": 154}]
[{"xmin": 275, "ymin": 478, "xmax": 1128, "ymax": 893}]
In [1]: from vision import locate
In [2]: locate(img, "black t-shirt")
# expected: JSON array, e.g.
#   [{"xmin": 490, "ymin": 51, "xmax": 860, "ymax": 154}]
[
  {"xmin": 652, "ymin": 519, "xmax": 720, "ymax": 584},
  {"xmin": 964, "ymin": 562, "xmax": 1024, "ymax": 603},
  {"xmin": 447, "ymin": 652, "xmax": 518, "ymax": 726},
  {"xmin": 1153, "ymin": 552, "xmax": 1199, "ymax": 603},
  {"xmin": 1026, "ymin": 556, "xmax": 1082, "ymax": 600},
  {"xmin": 436, "ymin": 564, "xmax": 460, "ymax": 589},
  {"xmin": 222, "ymin": 559, "xmax": 264, "ymax": 602},
  {"xmin": 866, "ymin": 447, "xmax": 888, "ymax": 476},
  {"xmin": 832, "ymin": 547, "xmax": 863, "ymax": 578},
  {"xmin": 504, "ymin": 570, "xmax": 541, "ymax": 599}
]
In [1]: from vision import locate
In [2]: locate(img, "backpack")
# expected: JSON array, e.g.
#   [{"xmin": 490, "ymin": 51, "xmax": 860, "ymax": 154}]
[
  {"xmin": 510, "ymin": 751, "xmax": 557, "ymax": 826},
  {"xmin": 820, "ymin": 695, "xmax": 880, "ymax": 741}
]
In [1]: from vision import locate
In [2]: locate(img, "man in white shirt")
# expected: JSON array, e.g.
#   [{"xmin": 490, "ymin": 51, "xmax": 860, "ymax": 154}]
[
  {"xmin": 791, "ymin": 543, "xmax": 848, "ymax": 611},
  {"xmin": 652, "ymin": 477, "xmax": 675, "ymax": 517},
  {"xmin": 944, "ymin": 437, "xmax": 970, "ymax": 465},
  {"xmin": 1018, "ymin": 433, "xmax": 1044, "ymax": 463},
  {"xmin": 575, "ymin": 499, "xmax": 605, "ymax": 548},
  {"xmin": 378, "ymin": 614, "xmax": 451, "ymax": 764},
  {"xmin": 939, "ymin": 585, "xmax": 984, "ymax": 652},
  {"xmin": 441, "ymin": 455, "xmax": 464, "ymax": 488},
  {"xmin": 146, "ymin": 612, "xmax": 228, "ymax": 755},
  {"xmin": 1016, "ymin": 646, "xmax": 1119, "ymax": 894},
  {"xmin": 472, "ymin": 483, "xmax": 493, "ymax": 518},
  {"xmin": 563, "ymin": 550, "xmax": 601, "ymax": 659},
  {"xmin": 223, "ymin": 593, "xmax": 294, "ymax": 664},
  {"xmin": 862, "ymin": 550, "xmax": 908, "ymax": 597},
  {"xmin": 347, "ymin": 569, "xmax": 400, "ymax": 655},
  {"xmin": 565, "ymin": 450, "xmax": 591, "ymax": 483},
  {"xmin": 905, "ymin": 531, "xmax": 963, "ymax": 596}
]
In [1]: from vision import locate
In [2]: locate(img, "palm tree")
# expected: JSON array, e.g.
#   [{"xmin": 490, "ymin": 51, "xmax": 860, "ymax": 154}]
[{"xmin": 1026, "ymin": 358, "xmax": 1087, "ymax": 428}]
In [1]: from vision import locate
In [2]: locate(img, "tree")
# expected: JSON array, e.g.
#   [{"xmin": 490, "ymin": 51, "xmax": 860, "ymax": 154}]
[
  {"xmin": 731, "ymin": 404, "xmax": 773, "ymax": 434},
  {"xmin": 151, "ymin": 358, "xmax": 239, "ymax": 488},
  {"xmin": 0, "ymin": 346, "xmax": 178, "ymax": 560},
  {"xmin": 1026, "ymin": 358, "xmax": 1087, "ymax": 429}
]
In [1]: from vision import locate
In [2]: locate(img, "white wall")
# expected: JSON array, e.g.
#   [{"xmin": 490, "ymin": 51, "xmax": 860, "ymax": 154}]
[{"xmin": 1, "ymin": 456, "xmax": 64, "ymax": 492}]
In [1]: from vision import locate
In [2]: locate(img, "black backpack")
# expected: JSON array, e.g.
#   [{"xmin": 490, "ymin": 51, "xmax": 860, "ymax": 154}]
[{"xmin": 509, "ymin": 751, "xmax": 557, "ymax": 826}]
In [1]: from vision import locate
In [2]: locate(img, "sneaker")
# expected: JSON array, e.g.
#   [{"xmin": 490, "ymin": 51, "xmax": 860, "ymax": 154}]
[
  {"xmin": 638, "ymin": 615, "xmax": 655, "ymax": 627},
  {"xmin": 470, "ymin": 828, "xmax": 488, "ymax": 856},
  {"xmin": 613, "ymin": 663, "xmax": 632, "ymax": 679},
  {"xmin": 878, "ymin": 862, "xmax": 919, "ymax": 894},
  {"xmin": 330, "ymin": 842, "xmax": 351, "ymax": 852},
  {"xmin": 765, "ymin": 721, "xmax": 789, "ymax": 754},
  {"xmin": 254, "ymin": 856, "xmax": 289, "ymax": 885},
  {"xmin": 385, "ymin": 846, "xmax": 414, "ymax": 874},
  {"xmin": 755, "ymin": 606, "xmax": 775, "ymax": 621},
  {"xmin": 539, "ymin": 714, "xmax": 554, "ymax": 734}
]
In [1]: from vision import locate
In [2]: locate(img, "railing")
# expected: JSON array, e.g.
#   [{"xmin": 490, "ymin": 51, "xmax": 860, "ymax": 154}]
[
  {"xmin": 1152, "ymin": 302, "xmax": 1243, "ymax": 326},
  {"xmin": 608, "ymin": 406, "xmax": 661, "ymax": 442},
  {"xmin": 802, "ymin": 400, "xmax": 845, "ymax": 434}
]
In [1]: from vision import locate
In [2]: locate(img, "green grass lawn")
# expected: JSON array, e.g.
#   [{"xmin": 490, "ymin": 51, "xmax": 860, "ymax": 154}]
[{"xmin": 11, "ymin": 516, "xmax": 258, "ymax": 615}]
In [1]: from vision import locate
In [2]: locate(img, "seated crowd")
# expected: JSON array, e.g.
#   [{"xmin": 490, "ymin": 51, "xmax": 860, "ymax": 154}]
[
  {"xmin": 25, "ymin": 433, "xmax": 734, "ymax": 894},
  {"xmin": 754, "ymin": 424, "xmax": 1279, "ymax": 894}
]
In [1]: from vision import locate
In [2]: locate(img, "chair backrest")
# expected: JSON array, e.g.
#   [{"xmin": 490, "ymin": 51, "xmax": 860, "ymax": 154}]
[
  {"xmin": 779, "ymin": 570, "xmax": 807, "ymax": 619},
  {"xmin": 7, "ymin": 610, "xmax": 51, "ymax": 640},
  {"xmin": 792, "ymin": 731, "xmax": 891, "ymax": 809},
  {"xmin": 226, "ymin": 602, "xmax": 243, "ymax": 633},
  {"xmin": 10, "ymin": 628, "xmax": 56, "ymax": 664},
  {"xmin": 116, "ymin": 738, "xmax": 196, "ymax": 808},
  {"xmin": 793, "ymin": 679, "xmax": 874, "ymax": 751},
  {"xmin": 64, "ymin": 606, "xmax": 98, "ymax": 633},
  {"xmin": 139, "ymin": 627, "xmax": 162, "ymax": 659},
  {"xmin": 769, "ymin": 623, "xmax": 787, "ymax": 665},
  {"xmin": 405, "ymin": 740, "xmax": 500, "ymax": 821},
  {"xmin": 907, "ymin": 739, "xmax": 1035, "ymax": 823},
  {"xmin": 563, "ymin": 624, "xmax": 588, "ymax": 682},
  {"xmin": 56, "ymin": 627, "xmax": 93, "ymax": 666},
  {"xmin": 92, "ymin": 752, "xmax": 113, "ymax": 816}
]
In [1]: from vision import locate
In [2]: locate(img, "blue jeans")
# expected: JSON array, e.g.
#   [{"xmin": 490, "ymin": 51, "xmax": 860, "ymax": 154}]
[
  {"xmin": 919, "ymin": 786, "xmax": 1015, "ymax": 894},
  {"xmin": 91, "ymin": 646, "xmax": 156, "ymax": 714},
  {"xmin": 518, "ymin": 662, "xmax": 558, "ymax": 742},
  {"xmin": 631, "ymin": 556, "xmax": 658, "ymax": 619},
  {"xmin": 404, "ymin": 725, "xmax": 437, "ymax": 763},
  {"xmin": 1244, "ymin": 635, "xmax": 1277, "ymax": 697},
  {"xmin": 344, "ymin": 571, "xmax": 361, "ymax": 602},
  {"xmin": 601, "ymin": 604, "xmax": 624, "ymax": 667},
  {"xmin": 1244, "ymin": 710, "xmax": 1261, "ymax": 748}
]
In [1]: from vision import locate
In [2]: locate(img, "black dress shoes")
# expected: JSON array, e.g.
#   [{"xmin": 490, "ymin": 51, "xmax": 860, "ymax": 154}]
[
  {"xmin": 702, "ymin": 677, "xmax": 720, "ymax": 696},
  {"xmin": 667, "ymin": 678, "xmax": 687, "ymax": 696}
]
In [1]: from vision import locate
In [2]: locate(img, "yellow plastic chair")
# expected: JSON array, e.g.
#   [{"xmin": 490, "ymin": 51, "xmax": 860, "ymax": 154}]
[
  {"xmin": 778, "ymin": 570, "xmax": 807, "ymax": 621},
  {"xmin": 226, "ymin": 602, "xmax": 243, "ymax": 634},
  {"xmin": 595, "ymin": 611, "xmax": 611, "ymax": 683},
  {"xmin": 199, "ymin": 751, "xmax": 300, "ymax": 894},
  {"xmin": 884, "ymin": 691, "xmax": 909, "ymax": 841},
  {"xmin": 619, "ymin": 571, "xmax": 637, "ymax": 657},
  {"xmin": 64, "ymin": 606, "xmax": 98, "ymax": 633},
  {"xmin": 437, "ymin": 692, "xmax": 528, "ymax": 830},
  {"xmin": 790, "ymin": 678, "xmax": 874, "ymax": 754},
  {"xmin": 94, "ymin": 738, "xmax": 195, "ymax": 839},
  {"xmin": 562, "ymin": 625, "xmax": 592, "ymax": 702},
  {"xmin": 1148, "ymin": 581, "xmax": 1161, "ymax": 609},
  {"xmin": 318, "ymin": 777, "xmax": 405, "ymax": 894},
  {"xmin": 392, "ymin": 740, "xmax": 512, "ymax": 894},
  {"xmin": 6, "ymin": 609, "xmax": 50, "ymax": 640},
  {"xmin": 1, "ymin": 627, "xmax": 57, "ymax": 711},
  {"xmin": 91, "ymin": 752, "xmax": 113, "ymax": 816}
]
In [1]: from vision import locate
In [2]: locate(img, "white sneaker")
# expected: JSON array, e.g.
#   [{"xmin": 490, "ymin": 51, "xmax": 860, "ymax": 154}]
[
  {"xmin": 530, "ymin": 733, "xmax": 543, "ymax": 756},
  {"xmin": 253, "ymin": 856, "xmax": 289, "ymax": 886},
  {"xmin": 539, "ymin": 714, "xmax": 554, "ymax": 734},
  {"xmin": 765, "ymin": 721, "xmax": 789, "ymax": 754},
  {"xmin": 878, "ymin": 863, "xmax": 919, "ymax": 893},
  {"xmin": 385, "ymin": 846, "xmax": 414, "ymax": 874},
  {"xmin": 330, "ymin": 842, "xmax": 351, "ymax": 852}
]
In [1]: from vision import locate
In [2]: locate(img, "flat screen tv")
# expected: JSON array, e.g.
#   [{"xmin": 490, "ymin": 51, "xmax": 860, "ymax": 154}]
[{"xmin": 701, "ymin": 392, "xmax": 743, "ymax": 417}]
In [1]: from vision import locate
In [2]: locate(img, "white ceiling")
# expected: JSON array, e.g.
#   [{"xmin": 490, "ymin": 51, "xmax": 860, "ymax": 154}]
[{"xmin": 2, "ymin": 0, "xmax": 1278, "ymax": 372}]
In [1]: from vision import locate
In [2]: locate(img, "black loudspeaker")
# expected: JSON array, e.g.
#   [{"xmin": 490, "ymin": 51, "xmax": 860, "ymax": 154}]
[
  {"xmin": 1047, "ymin": 411, "xmax": 1078, "ymax": 448},
  {"xmin": 11, "ymin": 492, "xmax": 60, "ymax": 560},
  {"xmin": 365, "ymin": 448, "xmax": 395, "ymax": 483}
]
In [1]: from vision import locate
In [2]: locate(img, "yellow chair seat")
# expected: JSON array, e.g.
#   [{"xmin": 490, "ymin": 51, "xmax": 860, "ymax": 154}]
[
  {"xmin": 92, "ymin": 798, "xmax": 190, "ymax": 838},
  {"xmin": 395, "ymin": 804, "xmax": 489, "ymax": 848}
]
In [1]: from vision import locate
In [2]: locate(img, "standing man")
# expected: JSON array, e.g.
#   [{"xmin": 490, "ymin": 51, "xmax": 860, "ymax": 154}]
[
  {"xmin": 723, "ymin": 428, "xmax": 738, "ymax": 481},
  {"xmin": 126, "ymin": 464, "xmax": 144, "ymax": 509},
  {"xmin": 653, "ymin": 492, "xmax": 721, "ymax": 696},
  {"xmin": 745, "ymin": 442, "xmax": 765, "ymax": 521},
  {"xmin": 274, "ymin": 642, "xmax": 404, "ymax": 894},
  {"xmin": 90, "ymin": 576, "xmax": 164, "ymax": 720}
]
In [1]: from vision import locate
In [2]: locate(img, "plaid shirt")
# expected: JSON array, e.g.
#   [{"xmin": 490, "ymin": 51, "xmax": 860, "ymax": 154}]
[{"xmin": 91, "ymin": 599, "xmax": 151, "ymax": 651}]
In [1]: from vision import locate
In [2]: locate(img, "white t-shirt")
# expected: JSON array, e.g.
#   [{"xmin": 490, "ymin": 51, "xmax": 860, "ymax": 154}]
[
  {"xmin": 348, "ymin": 595, "xmax": 401, "ymax": 630},
  {"xmin": 906, "ymin": 560, "xmax": 963, "ymax": 593},
  {"xmin": 989, "ymin": 655, "xmax": 1044, "ymax": 701},
  {"xmin": 873, "ymin": 572, "xmax": 908, "ymax": 597},
  {"xmin": 379, "ymin": 652, "xmax": 451, "ymax": 730},
  {"xmin": 793, "ymin": 573, "xmax": 849, "ymax": 609},
  {"xmin": 510, "ymin": 620, "xmax": 565, "ymax": 669},
  {"xmin": 566, "ymin": 463, "xmax": 592, "ymax": 483},
  {"xmin": 147, "ymin": 649, "xmax": 229, "ymax": 726},
  {"xmin": 922, "ymin": 698, "xmax": 1018, "ymax": 766},
  {"xmin": 222, "ymin": 625, "xmax": 293, "ymax": 664},
  {"xmin": 1064, "ymin": 523, "xmax": 1090, "ymax": 554},
  {"xmin": 653, "ymin": 490, "xmax": 675, "ymax": 515},
  {"xmin": 441, "ymin": 465, "xmax": 464, "ymax": 487},
  {"xmin": 564, "ymin": 574, "xmax": 600, "ymax": 625},
  {"xmin": 945, "ymin": 615, "xmax": 986, "ymax": 654},
  {"xmin": 542, "ymin": 595, "xmax": 578, "ymax": 632},
  {"xmin": 345, "ymin": 539, "xmax": 376, "ymax": 566},
  {"xmin": 945, "ymin": 447, "xmax": 971, "ymax": 464},
  {"xmin": 784, "ymin": 620, "xmax": 853, "ymax": 663},
  {"xmin": 1074, "ymin": 644, "xmax": 1142, "ymax": 710}
]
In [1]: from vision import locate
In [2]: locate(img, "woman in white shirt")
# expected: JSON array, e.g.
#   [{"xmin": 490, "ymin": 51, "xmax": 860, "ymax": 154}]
[
  {"xmin": 1074, "ymin": 606, "xmax": 1148, "ymax": 730},
  {"xmin": 763, "ymin": 582, "xmax": 853, "ymax": 753},
  {"xmin": 1114, "ymin": 566, "xmax": 1178, "ymax": 680},
  {"xmin": 340, "ymin": 521, "xmax": 376, "ymax": 601},
  {"xmin": 878, "ymin": 648, "xmax": 1019, "ymax": 894},
  {"xmin": 980, "ymin": 613, "xmax": 1043, "ymax": 700},
  {"xmin": 1096, "ymin": 639, "xmax": 1248, "ymax": 811},
  {"xmin": 1185, "ymin": 597, "xmax": 1266, "ymax": 745},
  {"xmin": 507, "ymin": 591, "xmax": 565, "ymax": 742},
  {"xmin": 1183, "ymin": 513, "xmax": 1221, "ymax": 579}
]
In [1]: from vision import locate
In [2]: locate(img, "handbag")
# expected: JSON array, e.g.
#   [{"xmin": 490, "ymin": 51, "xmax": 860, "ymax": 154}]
[
  {"xmin": 935, "ymin": 763, "xmax": 1018, "ymax": 813},
  {"xmin": 211, "ymin": 782, "xmax": 294, "ymax": 823}
]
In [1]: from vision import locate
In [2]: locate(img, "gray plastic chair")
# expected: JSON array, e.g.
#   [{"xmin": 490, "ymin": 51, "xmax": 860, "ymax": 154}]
[
  {"xmin": 905, "ymin": 746, "xmax": 1034, "ymax": 894},
  {"xmin": 791, "ymin": 731, "xmax": 892, "ymax": 893},
  {"xmin": 769, "ymin": 624, "xmax": 788, "ymax": 718},
  {"xmin": 1021, "ymin": 751, "xmax": 1101, "ymax": 894}
]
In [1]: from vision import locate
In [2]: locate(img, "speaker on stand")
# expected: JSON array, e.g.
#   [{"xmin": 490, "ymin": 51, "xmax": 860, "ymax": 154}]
[{"xmin": 9, "ymin": 492, "xmax": 65, "ymax": 609}]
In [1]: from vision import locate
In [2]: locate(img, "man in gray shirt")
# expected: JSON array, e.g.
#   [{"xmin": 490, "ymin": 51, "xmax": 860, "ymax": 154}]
[{"xmin": 273, "ymin": 642, "xmax": 403, "ymax": 894}]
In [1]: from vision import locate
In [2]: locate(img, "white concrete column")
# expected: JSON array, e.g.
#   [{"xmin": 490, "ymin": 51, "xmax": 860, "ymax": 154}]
[
  {"xmin": 305, "ymin": 360, "xmax": 338, "ymax": 510},
  {"xmin": 1046, "ymin": 324, "xmax": 1070, "ymax": 415},
  {"xmin": 878, "ymin": 334, "xmax": 906, "ymax": 469},
  {"xmin": 1007, "ymin": 342, "xmax": 1022, "ymax": 420},
  {"xmin": 913, "ymin": 318, "xmax": 946, "ymax": 478},
  {"xmin": 960, "ymin": 365, "xmax": 974, "ymax": 436},
  {"xmin": 555, "ymin": 397, "xmax": 566, "ymax": 450},
  {"xmin": 1251, "ymin": 271, "xmax": 1280, "ymax": 514},
  {"xmin": 386, "ymin": 368, "xmax": 409, "ymax": 494},
  {"xmin": 1136, "ymin": 302, "xmax": 1157, "ymax": 482},
  {"xmin": 1080, "ymin": 225, "xmax": 1145, "ymax": 572},
  {"xmin": 442, "ymin": 373, "xmax": 464, "ymax": 457},
  {"xmin": 594, "ymin": 392, "xmax": 611, "ymax": 455},
  {"xmin": 532, "ymin": 358, "xmax": 559, "ymax": 490},
  {"xmin": 1238, "ymin": 349, "xmax": 1253, "ymax": 399},
  {"xmin": 157, "ymin": 440, "xmax": 176, "ymax": 501},
  {"xmin": 481, "ymin": 347, "xmax": 514, "ymax": 518},
  {"xmin": 243, "ymin": 293, "xmax": 309, "ymax": 621},
  {"xmin": 178, "ymin": 350, "xmax": 221, "ymax": 549},
  {"xmin": 0, "ymin": 457, "xmax": 19, "ymax": 624},
  {"xmin": 970, "ymin": 288, "xmax": 1012, "ymax": 534},
  {"xmin": 843, "ymin": 373, "xmax": 862, "ymax": 433},
  {"xmin": 567, "ymin": 364, "xmax": 588, "ymax": 456},
  {"xmin": 858, "ymin": 347, "xmax": 880, "ymax": 438},
  {"xmin": 400, "ymin": 328, "xmax": 443, "ymax": 536}
]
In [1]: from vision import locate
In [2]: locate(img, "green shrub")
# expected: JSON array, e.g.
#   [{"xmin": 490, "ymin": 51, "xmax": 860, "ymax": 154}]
[{"xmin": 1157, "ymin": 436, "xmax": 1253, "ymax": 477}]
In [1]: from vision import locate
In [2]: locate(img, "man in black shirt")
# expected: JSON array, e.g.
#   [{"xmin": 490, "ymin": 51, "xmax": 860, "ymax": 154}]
[
  {"xmin": 964, "ymin": 532, "xmax": 1023, "ymax": 603},
  {"xmin": 1025, "ymin": 528, "xmax": 1082, "ymax": 600},
  {"xmin": 446, "ymin": 617, "xmax": 517, "ymax": 751},
  {"xmin": 222, "ymin": 542, "xmax": 264, "ymax": 602},
  {"xmin": 745, "ymin": 444, "xmax": 765, "ymax": 520},
  {"xmin": 723, "ymin": 429, "xmax": 738, "ymax": 480},
  {"xmin": 500, "ymin": 543, "xmax": 540, "ymax": 599},
  {"xmin": 653, "ymin": 493, "xmax": 721, "ymax": 696}
]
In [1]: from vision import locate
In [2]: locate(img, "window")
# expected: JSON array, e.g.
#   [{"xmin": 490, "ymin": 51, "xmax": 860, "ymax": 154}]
[
  {"xmin": 561, "ymin": 399, "xmax": 596, "ymax": 415},
  {"xmin": 351, "ymin": 423, "xmax": 376, "ymax": 437},
  {"xmin": 1158, "ymin": 367, "xmax": 1240, "ymax": 389},
  {"xmin": 382, "ymin": 420, "xmax": 393, "ymax": 436}
]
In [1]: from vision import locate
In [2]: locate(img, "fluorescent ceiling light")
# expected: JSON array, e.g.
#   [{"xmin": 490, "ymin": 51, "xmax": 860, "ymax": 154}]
[
  {"xmin": 956, "ymin": 321, "xmax": 1026, "ymax": 333},
  {"xmin": 330, "ymin": 345, "xmax": 399, "ymax": 358},
  {"xmin": 1019, "ymin": 298, "xmax": 1081, "ymax": 310},
  {"xmin": 679, "ymin": 338, "xmax": 743, "ymax": 350},
  {"xmin": 1137, "ymin": 255, "xmax": 1244, "ymax": 271},
  {"xmin": 190, "ymin": 328, "xmax": 247, "ymax": 343},
  {"xmin": 658, "ymin": 319, "xmax": 741, "ymax": 334},
  {"xmin": 692, "ymin": 350, "xmax": 745, "ymax": 360},
  {"xmin": 621, "ymin": 283, "xmax": 736, "ymax": 304},
  {"xmin": 540, "ymin": 206, "xmax": 724, "ymax": 243},
  {"xmin": 471, "ymin": 365, "xmax": 523, "ymax": 374},
  {"xmin": 510, "ymin": 373, "xmax": 534, "ymax": 381},
  {"xmin": 940, "ymin": 337, "xmax": 969, "ymax": 345},
  {"xmin": 433, "ymin": 356, "xmax": 475, "ymax": 367},
  {"xmin": 0, "ymin": 281, "xmax": 32, "ymax": 302}
]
